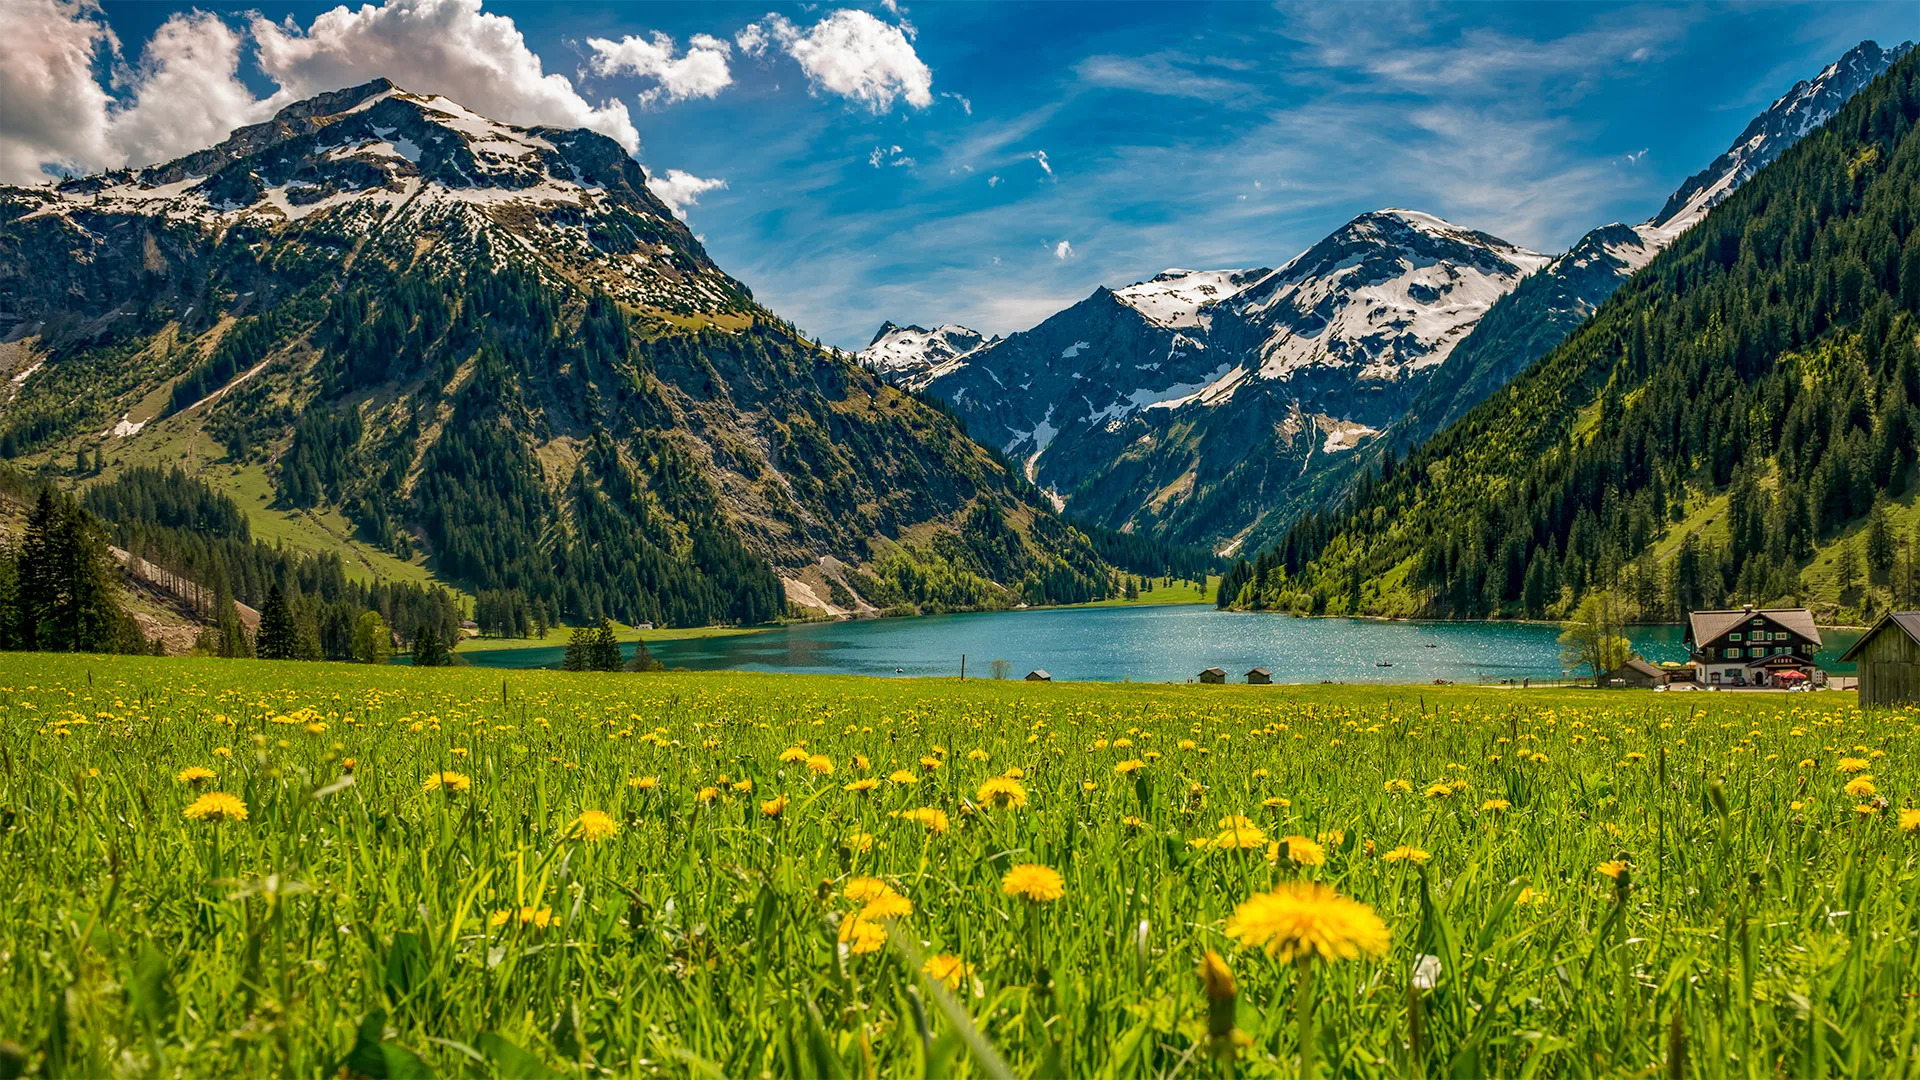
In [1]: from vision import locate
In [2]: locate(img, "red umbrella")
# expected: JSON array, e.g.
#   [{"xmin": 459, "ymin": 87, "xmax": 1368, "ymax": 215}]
[{"xmin": 1776, "ymin": 670, "xmax": 1808, "ymax": 681}]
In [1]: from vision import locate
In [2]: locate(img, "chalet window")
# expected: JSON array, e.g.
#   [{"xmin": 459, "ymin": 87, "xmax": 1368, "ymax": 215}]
[
  {"xmin": 1723, "ymin": 648, "xmax": 1739, "ymax": 659},
  {"xmin": 1730, "ymin": 633, "xmax": 1742, "ymax": 642}
]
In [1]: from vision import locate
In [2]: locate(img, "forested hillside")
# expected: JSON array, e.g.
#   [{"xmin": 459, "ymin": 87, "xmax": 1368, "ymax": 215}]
[
  {"xmin": 1226, "ymin": 53, "xmax": 1920, "ymax": 626},
  {"xmin": 0, "ymin": 81, "xmax": 1138, "ymax": 631}
]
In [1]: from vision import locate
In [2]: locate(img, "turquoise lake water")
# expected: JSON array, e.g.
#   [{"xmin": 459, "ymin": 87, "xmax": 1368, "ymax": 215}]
[{"xmin": 454, "ymin": 605, "xmax": 1863, "ymax": 682}]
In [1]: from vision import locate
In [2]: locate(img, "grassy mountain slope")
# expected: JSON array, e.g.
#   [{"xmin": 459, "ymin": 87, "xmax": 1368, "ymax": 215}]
[{"xmin": 1229, "ymin": 52, "xmax": 1920, "ymax": 626}]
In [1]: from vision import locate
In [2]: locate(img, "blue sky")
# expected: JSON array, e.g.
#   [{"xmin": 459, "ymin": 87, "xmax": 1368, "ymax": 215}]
[{"xmin": 45, "ymin": 2, "xmax": 1920, "ymax": 347}]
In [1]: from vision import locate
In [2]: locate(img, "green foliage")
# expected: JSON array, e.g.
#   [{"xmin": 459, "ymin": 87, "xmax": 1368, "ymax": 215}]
[
  {"xmin": 0, "ymin": 487, "xmax": 146, "ymax": 654},
  {"xmin": 352, "ymin": 611, "xmax": 394, "ymax": 665}
]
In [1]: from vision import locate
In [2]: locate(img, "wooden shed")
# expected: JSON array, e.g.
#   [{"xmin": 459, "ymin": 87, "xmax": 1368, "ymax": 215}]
[
  {"xmin": 1246, "ymin": 667, "xmax": 1273, "ymax": 685},
  {"xmin": 1198, "ymin": 667, "xmax": 1227, "ymax": 684},
  {"xmin": 1025, "ymin": 669, "xmax": 1052, "ymax": 682},
  {"xmin": 1838, "ymin": 612, "xmax": 1920, "ymax": 708},
  {"xmin": 1599, "ymin": 657, "xmax": 1668, "ymax": 689}
]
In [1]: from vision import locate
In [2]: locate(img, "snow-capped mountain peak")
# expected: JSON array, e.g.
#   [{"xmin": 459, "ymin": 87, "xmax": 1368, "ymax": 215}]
[
  {"xmin": 1112, "ymin": 267, "xmax": 1270, "ymax": 329},
  {"xmin": 1646, "ymin": 39, "xmax": 1913, "ymax": 236},
  {"xmin": 1223, "ymin": 208, "xmax": 1550, "ymax": 382},
  {"xmin": 4, "ymin": 79, "xmax": 746, "ymax": 318}
]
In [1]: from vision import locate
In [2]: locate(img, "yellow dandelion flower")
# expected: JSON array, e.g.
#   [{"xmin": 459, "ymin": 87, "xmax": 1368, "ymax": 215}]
[
  {"xmin": 1213, "ymin": 824, "xmax": 1268, "ymax": 851},
  {"xmin": 212, "ymin": 746, "xmax": 232, "ymax": 758},
  {"xmin": 844, "ymin": 777, "xmax": 881, "ymax": 795},
  {"xmin": 920, "ymin": 755, "xmax": 942, "ymax": 771},
  {"xmin": 1115, "ymin": 759, "xmax": 1146, "ymax": 774},
  {"xmin": 1002, "ymin": 766, "xmax": 1025, "ymax": 779},
  {"xmin": 966, "ymin": 748, "xmax": 989, "ymax": 761},
  {"xmin": 1480, "ymin": 798, "xmax": 1510, "ymax": 812},
  {"xmin": 175, "ymin": 766, "xmax": 216, "ymax": 786},
  {"xmin": 889, "ymin": 770, "xmax": 919, "ymax": 785},
  {"xmin": 489, "ymin": 906, "xmax": 555, "ymax": 930},
  {"xmin": 839, "ymin": 916, "xmax": 887, "ymax": 955},
  {"xmin": 1844, "ymin": 776, "xmax": 1877, "ymax": 798},
  {"xmin": 570, "ymin": 809, "xmax": 617, "ymax": 842},
  {"xmin": 1422, "ymin": 782, "xmax": 1453, "ymax": 799},
  {"xmin": 1266, "ymin": 835, "xmax": 1326, "ymax": 866},
  {"xmin": 182, "ymin": 791, "xmax": 247, "ymax": 822},
  {"xmin": 1516, "ymin": 887, "xmax": 1550, "ymax": 906},
  {"xmin": 1001, "ymin": 863, "xmax": 1066, "ymax": 902},
  {"xmin": 1596, "ymin": 859, "xmax": 1629, "ymax": 880},
  {"xmin": 1899, "ymin": 808, "xmax": 1920, "ymax": 832},
  {"xmin": 760, "ymin": 795, "xmax": 789, "ymax": 818},
  {"xmin": 1854, "ymin": 803, "xmax": 1879, "ymax": 816},
  {"xmin": 1381, "ymin": 846, "xmax": 1430, "ymax": 864},
  {"xmin": 778, "ymin": 746, "xmax": 809, "ymax": 763},
  {"xmin": 843, "ymin": 877, "xmax": 895, "ymax": 903},
  {"xmin": 976, "ymin": 776, "xmax": 1029, "ymax": 809},
  {"xmin": 1384, "ymin": 779, "xmax": 1413, "ymax": 794},
  {"xmin": 1224, "ymin": 882, "xmax": 1391, "ymax": 964},
  {"xmin": 843, "ymin": 831, "xmax": 876, "ymax": 853},
  {"xmin": 1122, "ymin": 815, "xmax": 1146, "ymax": 832},
  {"xmin": 806, "ymin": 754, "xmax": 835, "ymax": 776},
  {"xmin": 422, "ymin": 771, "xmax": 471, "ymax": 794},
  {"xmin": 629, "ymin": 776, "xmax": 659, "ymax": 790},
  {"xmin": 696, "ymin": 786, "xmax": 719, "ymax": 804},
  {"xmin": 860, "ymin": 891, "xmax": 913, "ymax": 920},
  {"xmin": 1836, "ymin": 757, "xmax": 1869, "ymax": 774},
  {"xmin": 899, "ymin": 807, "xmax": 949, "ymax": 834},
  {"xmin": 922, "ymin": 954, "xmax": 974, "ymax": 990}
]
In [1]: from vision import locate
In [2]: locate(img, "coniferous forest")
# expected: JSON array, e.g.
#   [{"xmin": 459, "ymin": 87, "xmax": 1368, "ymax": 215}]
[{"xmin": 1226, "ymin": 52, "xmax": 1920, "ymax": 623}]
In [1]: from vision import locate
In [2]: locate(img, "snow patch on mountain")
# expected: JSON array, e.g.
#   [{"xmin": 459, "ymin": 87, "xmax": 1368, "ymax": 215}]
[
  {"xmin": 857, "ymin": 322, "xmax": 992, "ymax": 387},
  {"xmin": 1113, "ymin": 268, "xmax": 1268, "ymax": 329}
]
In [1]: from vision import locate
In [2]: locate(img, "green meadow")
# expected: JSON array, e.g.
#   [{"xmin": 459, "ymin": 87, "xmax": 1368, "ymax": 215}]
[{"xmin": 2, "ymin": 655, "xmax": 1916, "ymax": 1077}]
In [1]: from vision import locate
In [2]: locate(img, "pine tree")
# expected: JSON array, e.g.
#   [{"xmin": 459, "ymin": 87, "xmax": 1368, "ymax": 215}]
[
  {"xmin": 411, "ymin": 622, "xmax": 450, "ymax": 667},
  {"xmin": 562, "ymin": 626, "xmax": 590, "ymax": 671},
  {"xmin": 625, "ymin": 637, "xmax": 663, "ymax": 672},
  {"xmin": 19, "ymin": 489, "xmax": 124, "ymax": 652},
  {"xmin": 257, "ymin": 583, "xmax": 296, "ymax": 660},
  {"xmin": 1865, "ymin": 499, "xmax": 1895, "ymax": 585},
  {"xmin": 589, "ymin": 616, "xmax": 622, "ymax": 671},
  {"xmin": 1835, "ymin": 537, "xmax": 1859, "ymax": 595}
]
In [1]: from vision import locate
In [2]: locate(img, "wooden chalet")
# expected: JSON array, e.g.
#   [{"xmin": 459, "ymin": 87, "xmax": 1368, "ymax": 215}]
[
  {"xmin": 1246, "ymin": 667, "xmax": 1273, "ymax": 685},
  {"xmin": 1838, "ymin": 612, "xmax": 1920, "ymax": 708},
  {"xmin": 1025, "ymin": 669, "xmax": 1052, "ymax": 682},
  {"xmin": 1198, "ymin": 667, "xmax": 1227, "ymax": 684},
  {"xmin": 1683, "ymin": 607, "xmax": 1821, "ymax": 688}
]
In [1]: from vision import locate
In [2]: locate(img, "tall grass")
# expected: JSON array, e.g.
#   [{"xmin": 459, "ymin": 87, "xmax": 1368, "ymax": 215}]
[{"xmin": 1, "ymin": 655, "xmax": 1916, "ymax": 1077}]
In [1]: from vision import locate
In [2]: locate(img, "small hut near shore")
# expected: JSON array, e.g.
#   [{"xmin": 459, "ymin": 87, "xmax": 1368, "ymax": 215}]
[
  {"xmin": 1838, "ymin": 612, "xmax": 1920, "ymax": 708},
  {"xmin": 1025, "ymin": 669, "xmax": 1052, "ymax": 682}
]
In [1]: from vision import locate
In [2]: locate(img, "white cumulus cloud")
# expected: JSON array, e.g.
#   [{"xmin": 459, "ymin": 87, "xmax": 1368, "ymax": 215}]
[
  {"xmin": 1031, "ymin": 149, "xmax": 1053, "ymax": 177},
  {"xmin": 646, "ymin": 169, "xmax": 727, "ymax": 220},
  {"xmin": 0, "ymin": 0, "xmax": 643, "ymax": 181},
  {"xmin": 587, "ymin": 30, "xmax": 733, "ymax": 107},
  {"xmin": 1054, "ymin": 240, "xmax": 1074, "ymax": 260},
  {"xmin": 252, "ymin": 0, "xmax": 637, "ymax": 151},
  {"xmin": 739, "ymin": 9, "xmax": 932, "ymax": 113}
]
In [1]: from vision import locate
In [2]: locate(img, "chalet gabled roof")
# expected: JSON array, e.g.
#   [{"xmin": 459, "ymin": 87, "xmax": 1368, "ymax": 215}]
[
  {"xmin": 1608, "ymin": 657, "xmax": 1665, "ymax": 678},
  {"xmin": 1246, "ymin": 667, "xmax": 1272, "ymax": 677},
  {"xmin": 1201, "ymin": 667, "xmax": 1227, "ymax": 676},
  {"xmin": 1838, "ymin": 612, "xmax": 1920, "ymax": 662},
  {"xmin": 1686, "ymin": 607, "xmax": 1821, "ymax": 647}
]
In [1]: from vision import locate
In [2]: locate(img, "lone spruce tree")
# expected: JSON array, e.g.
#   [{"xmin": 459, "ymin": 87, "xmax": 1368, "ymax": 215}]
[{"xmin": 257, "ymin": 583, "xmax": 296, "ymax": 660}]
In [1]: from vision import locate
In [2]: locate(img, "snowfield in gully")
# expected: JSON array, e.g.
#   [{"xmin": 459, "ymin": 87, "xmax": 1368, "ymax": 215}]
[{"xmin": 3, "ymin": 657, "xmax": 1917, "ymax": 1077}]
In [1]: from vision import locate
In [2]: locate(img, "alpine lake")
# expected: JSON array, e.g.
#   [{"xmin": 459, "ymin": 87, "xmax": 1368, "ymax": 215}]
[{"xmin": 453, "ymin": 604, "xmax": 1866, "ymax": 684}]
